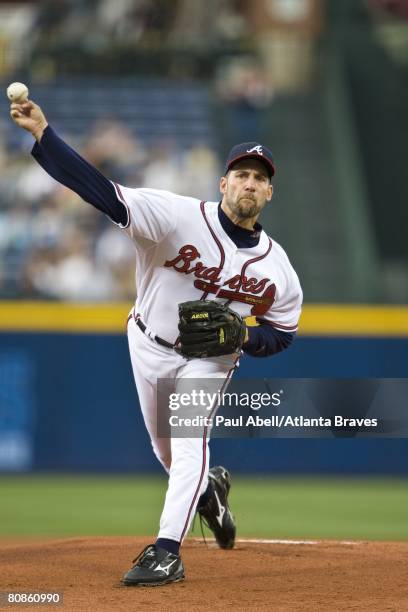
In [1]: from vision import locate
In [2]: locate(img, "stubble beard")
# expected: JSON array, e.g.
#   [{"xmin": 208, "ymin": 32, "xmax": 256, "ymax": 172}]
[{"xmin": 228, "ymin": 195, "xmax": 262, "ymax": 220}]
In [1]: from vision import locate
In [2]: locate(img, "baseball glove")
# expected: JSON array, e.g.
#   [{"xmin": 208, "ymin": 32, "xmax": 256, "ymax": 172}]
[{"xmin": 177, "ymin": 300, "xmax": 246, "ymax": 359}]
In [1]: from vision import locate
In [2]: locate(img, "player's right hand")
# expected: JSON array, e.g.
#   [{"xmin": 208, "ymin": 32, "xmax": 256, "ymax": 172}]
[{"xmin": 10, "ymin": 100, "xmax": 48, "ymax": 142}]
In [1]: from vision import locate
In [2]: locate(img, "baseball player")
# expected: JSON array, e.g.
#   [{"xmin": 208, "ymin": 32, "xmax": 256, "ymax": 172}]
[{"xmin": 10, "ymin": 99, "xmax": 302, "ymax": 587}]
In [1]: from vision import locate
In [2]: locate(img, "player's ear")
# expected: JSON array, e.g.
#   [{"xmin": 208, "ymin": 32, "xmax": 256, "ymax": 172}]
[
  {"xmin": 267, "ymin": 183, "xmax": 273, "ymax": 201},
  {"xmin": 220, "ymin": 175, "xmax": 228, "ymax": 195}
]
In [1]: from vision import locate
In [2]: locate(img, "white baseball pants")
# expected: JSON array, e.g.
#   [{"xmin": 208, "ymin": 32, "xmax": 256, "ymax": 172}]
[{"xmin": 127, "ymin": 314, "xmax": 238, "ymax": 542}]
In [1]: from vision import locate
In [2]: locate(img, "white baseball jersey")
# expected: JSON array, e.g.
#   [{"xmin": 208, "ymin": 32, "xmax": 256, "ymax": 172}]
[{"xmin": 113, "ymin": 185, "xmax": 302, "ymax": 345}]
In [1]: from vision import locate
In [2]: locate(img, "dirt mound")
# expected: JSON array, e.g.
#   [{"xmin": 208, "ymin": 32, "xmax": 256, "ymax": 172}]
[{"xmin": 0, "ymin": 536, "xmax": 407, "ymax": 611}]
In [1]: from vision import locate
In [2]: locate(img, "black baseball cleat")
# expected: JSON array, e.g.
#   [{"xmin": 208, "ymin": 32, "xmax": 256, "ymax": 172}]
[
  {"xmin": 197, "ymin": 466, "xmax": 236, "ymax": 549},
  {"xmin": 122, "ymin": 544, "xmax": 185, "ymax": 587}
]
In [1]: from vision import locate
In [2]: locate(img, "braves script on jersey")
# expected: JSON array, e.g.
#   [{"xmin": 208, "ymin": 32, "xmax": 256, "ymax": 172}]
[{"xmin": 113, "ymin": 186, "xmax": 301, "ymax": 346}]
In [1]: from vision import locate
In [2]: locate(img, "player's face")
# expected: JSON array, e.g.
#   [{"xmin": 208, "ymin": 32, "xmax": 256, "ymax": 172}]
[{"xmin": 220, "ymin": 159, "xmax": 273, "ymax": 226}]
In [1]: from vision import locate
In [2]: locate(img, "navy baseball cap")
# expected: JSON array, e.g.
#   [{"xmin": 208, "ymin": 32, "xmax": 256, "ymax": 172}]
[{"xmin": 225, "ymin": 142, "xmax": 275, "ymax": 178}]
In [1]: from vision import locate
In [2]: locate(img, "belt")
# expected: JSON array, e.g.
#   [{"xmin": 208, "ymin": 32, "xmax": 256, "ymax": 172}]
[{"xmin": 134, "ymin": 313, "xmax": 175, "ymax": 349}]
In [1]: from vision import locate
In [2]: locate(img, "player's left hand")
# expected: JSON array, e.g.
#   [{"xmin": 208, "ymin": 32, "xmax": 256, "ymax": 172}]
[{"xmin": 176, "ymin": 300, "xmax": 247, "ymax": 359}]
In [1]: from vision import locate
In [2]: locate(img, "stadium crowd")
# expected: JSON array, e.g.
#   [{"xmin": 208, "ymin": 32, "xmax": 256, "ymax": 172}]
[
  {"xmin": 0, "ymin": 119, "xmax": 220, "ymax": 301},
  {"xmin": 3, "ymin": 1, "xmax": 404, "ymax": 302}
]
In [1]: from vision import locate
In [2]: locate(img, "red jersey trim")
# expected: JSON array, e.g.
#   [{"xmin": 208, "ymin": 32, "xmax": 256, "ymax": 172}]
[
  {"xmin": 239, "ymin": 237, "xmax": 273, "ymax": 291},
  {"xmin": 112, "ymin": 182, "xmax": 131, "ymax": 229},
  {"xmin": 257, "ymin": 317, "xmax": 299, "ymax": 332},
  {"xmin": 200, "ymin": 201, "xmax": 225, "ymax": 271}
]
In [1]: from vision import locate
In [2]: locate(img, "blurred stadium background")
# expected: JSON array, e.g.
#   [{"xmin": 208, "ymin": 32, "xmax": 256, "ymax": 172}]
[{"xmin": 0, "ymin": 0, "xmax": 407, "ymax": 540}]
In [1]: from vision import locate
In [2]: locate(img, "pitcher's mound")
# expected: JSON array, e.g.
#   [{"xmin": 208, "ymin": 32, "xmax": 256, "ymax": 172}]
[{"xmin": 1, "ymin": 536, "xmax": 407, "ymax": 611}]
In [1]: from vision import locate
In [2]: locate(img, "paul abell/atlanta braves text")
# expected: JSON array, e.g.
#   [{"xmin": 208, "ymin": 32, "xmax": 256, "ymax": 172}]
[{"xmin": 168, "ymin": 415, "xmax": 379, "ymax": 428}]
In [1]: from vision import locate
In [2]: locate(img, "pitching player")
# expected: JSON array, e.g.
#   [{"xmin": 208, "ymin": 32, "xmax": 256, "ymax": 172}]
[{"xmin": 10, "ymin": 99, "xmax": 302, "ymax": 587}]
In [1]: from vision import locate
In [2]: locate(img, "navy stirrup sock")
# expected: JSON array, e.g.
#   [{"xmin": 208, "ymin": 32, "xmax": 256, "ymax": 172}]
[{"xmin": 156, "ymin": 538, "xmax": 180, "ymax": 556}]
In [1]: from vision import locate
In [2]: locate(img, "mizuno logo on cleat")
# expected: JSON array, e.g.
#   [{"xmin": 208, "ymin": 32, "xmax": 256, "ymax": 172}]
[
  {"xmin": 154, "ymin": 558, "xmax": 178, "ymax": 575},
  {"xmin": 213, "ymin": 490, "xmax": 226, "ymax": 527}
]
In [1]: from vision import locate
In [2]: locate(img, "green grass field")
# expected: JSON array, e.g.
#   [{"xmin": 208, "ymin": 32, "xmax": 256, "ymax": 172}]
[{"xmin": 1, "ymin": 475, "xmax": 407, "ymax": 540}]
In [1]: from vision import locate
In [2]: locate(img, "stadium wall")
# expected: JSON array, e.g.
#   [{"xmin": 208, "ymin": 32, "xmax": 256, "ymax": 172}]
[{"xmin": 0, "ymin": 303, "xmax": 407, "ymax": 475}]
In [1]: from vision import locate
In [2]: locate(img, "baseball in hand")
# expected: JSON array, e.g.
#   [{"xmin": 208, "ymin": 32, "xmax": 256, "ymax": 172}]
[{"xmin": 6, "ymin": 82, "xmax": 29, "ymax": 103}]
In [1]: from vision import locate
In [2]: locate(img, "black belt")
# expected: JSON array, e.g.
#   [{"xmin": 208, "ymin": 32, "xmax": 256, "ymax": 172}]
[{"xmin": 134, "ymin": 315, "xmax": 174, "ymax": 349}]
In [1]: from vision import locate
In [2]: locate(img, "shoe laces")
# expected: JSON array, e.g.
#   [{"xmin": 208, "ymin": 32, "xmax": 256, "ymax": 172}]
[
  {"xmin": 192, "ymin": 507, "xmax": 209, "ymax": 548},
  {"xmin": 198, "ymin": 513, "xmax": 209, "ymax": 548}
]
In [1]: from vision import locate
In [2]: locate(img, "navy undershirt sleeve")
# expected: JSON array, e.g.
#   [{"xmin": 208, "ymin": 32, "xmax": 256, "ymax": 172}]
[
  {"xmin": 31, "ymin": 125, "xmax": 128, "ymax": 226},
  {"xmin": 243, "ymin": 323, "xmax": 295, "ymax": 358}
]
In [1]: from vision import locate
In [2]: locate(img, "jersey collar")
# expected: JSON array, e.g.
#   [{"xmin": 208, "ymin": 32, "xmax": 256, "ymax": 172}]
[{"xmin": 217, "ymin": 203, "xmax": 262, "ymax": 248}]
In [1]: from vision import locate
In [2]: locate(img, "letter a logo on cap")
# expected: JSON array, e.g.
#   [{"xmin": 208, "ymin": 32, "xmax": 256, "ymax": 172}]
[
  {"xmin": 225, "ymin": 142, "xmax": 275, "ymax": 176},
  {"xmin": 246, "ymin": 145, "xmax": 263, "ymax": 155}
]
